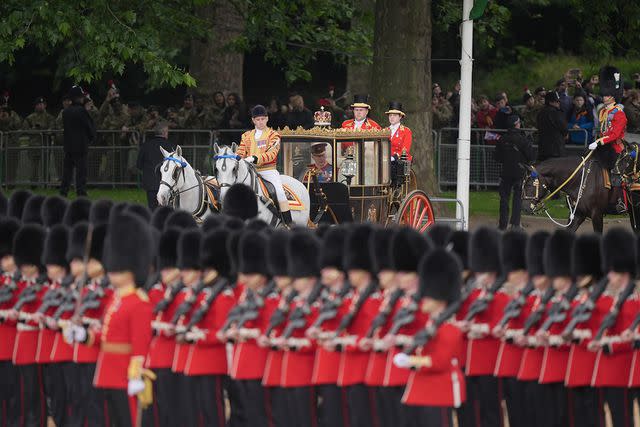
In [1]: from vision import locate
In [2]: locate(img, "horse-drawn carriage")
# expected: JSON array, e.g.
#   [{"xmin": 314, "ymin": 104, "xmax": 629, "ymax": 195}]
[{"xmin": 157, "ymin": 126, "xmax": 435, "ymax": 231}]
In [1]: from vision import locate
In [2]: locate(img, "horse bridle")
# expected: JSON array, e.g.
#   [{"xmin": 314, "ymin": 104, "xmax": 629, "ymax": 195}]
[
  {"xmin": 159, "ymin": 155, "xmax": 188, "ymax": 202},
  {"xmin": 522, "ymin": 167, "xmax": 550, "ymax": 212},
  {"xmin": 213, "ymin": 152, "xmax": 254, "ymax": 190}
]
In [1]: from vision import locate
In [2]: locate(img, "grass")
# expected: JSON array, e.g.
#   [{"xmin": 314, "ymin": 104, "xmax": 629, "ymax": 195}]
[{"xmin": 3, "ymin": 187, "xmax": 148, "ymax": 204}]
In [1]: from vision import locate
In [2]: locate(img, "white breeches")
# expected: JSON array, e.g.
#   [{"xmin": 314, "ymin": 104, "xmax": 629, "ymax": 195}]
[{"xmin": 258, "ymin": 169, "xmax": 289, "ymax": 210}]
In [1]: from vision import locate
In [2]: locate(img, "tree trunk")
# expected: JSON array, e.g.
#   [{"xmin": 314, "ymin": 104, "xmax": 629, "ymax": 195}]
[
  {"xmin": 189, "ymin": 1, "xmax": 245, "ymax": 100},
  {"xmin": 370, "ymin": 0, "xmax": 436, "ymax": 194},
  {"xmin": 346, "ymin": 0, "xmax": 375, "ymax": 96}
]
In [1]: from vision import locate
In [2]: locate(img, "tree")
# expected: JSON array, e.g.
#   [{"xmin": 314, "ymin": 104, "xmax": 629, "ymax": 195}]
[
  {"xmin": 346, "ymin": 0, "xmax": 375, "ymax": 96},
  {"xmin": 370, "ymin": 0, "xmax": 436, "ymax": 193}
]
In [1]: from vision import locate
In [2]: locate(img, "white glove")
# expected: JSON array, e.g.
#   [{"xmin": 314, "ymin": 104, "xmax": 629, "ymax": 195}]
[
  {"xmin": 127, "ymin": 378, "xmax": 145, "ymax": 396},
  {"xmin": 588, "ymin": 142, "xmax": 598, "ymax": 150},
  {"xmin": 63, "ymin": 326, "xmax": 75, "ymax": 344},
  {"xmin": 393, "ymin": 352, "xmax": 410, "ymax": 368},
  {"xmin": 244, "ymin": 156, "xmax": 257, "ymax": 164},
  {"xmin": 71, "ymin": 325, "xmax": 87, "ymax": 343}
]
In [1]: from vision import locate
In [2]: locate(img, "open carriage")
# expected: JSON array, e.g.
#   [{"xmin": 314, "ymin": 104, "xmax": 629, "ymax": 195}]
[{"xmin": 277, "ymin": 126, "xmax": 435, "ymax": 231}]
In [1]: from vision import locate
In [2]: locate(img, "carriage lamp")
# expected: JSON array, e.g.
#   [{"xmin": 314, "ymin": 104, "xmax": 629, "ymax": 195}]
[
  {"xmin": 341, "ymin": 147, "xmax": 357, "ymax": 185},
  {"xmin": 400, "ymin": 149, "xmax": 411, "ymax": 177}
]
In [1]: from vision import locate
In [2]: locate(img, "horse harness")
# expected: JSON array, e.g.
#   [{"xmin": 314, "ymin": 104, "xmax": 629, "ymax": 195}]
[{"xmin": 161, "ymin": 156, "xmax": 219, "ymax": 220}]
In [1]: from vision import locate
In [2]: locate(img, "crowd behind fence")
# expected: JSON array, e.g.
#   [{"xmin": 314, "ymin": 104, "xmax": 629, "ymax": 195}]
[{"xmin": 0, "ymin": 127, "xmax": 631, "ymax": 191}]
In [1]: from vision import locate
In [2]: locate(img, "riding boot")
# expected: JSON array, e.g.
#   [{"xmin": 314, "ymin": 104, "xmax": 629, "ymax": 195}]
[{"xmin": 282, "ymin": 210, "xmax": 293, "ymax": 227}]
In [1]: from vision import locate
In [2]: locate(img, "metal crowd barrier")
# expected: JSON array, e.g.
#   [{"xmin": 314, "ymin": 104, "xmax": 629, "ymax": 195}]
[{"xmin": 435, "ymin": 127, "xmax": 590, "ymax": 191}]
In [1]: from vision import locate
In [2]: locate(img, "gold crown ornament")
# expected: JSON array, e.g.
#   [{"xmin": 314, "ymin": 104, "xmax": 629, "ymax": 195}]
[{"xmin": 314, "ymin": 107, "xmax": 332, "ymax": 127}]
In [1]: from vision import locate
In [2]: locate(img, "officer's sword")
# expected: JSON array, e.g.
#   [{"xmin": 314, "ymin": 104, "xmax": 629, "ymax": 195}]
[{"xmin": 72, "ymin": 224, "xmax": 94, "ymax": 322}]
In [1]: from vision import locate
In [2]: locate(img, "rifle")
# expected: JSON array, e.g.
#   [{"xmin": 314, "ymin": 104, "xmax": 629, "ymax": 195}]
[
  {"xmin": 561, "ymin": 276, "xmax": 608, "ymax": 340},
  {"xmin": 235, "ymin": 281, "xmax": 277, "ymax": 330},
  {"xmin": 170, "ymin": 280, "xmax": 208, "ymax": 325},
  {"xmin": 12, "ymin": 273, "xmax": 48, "ymax": 312},
  {"xmin": 496, "ymin": 280, "xmax": 535, "ymax": 330},
  {"xmin": 403, "ymin": 297, "xmax": 463, "ymax": 355},
  {"xmin": 75, "ymin": 276, "xmax": 110, "ymax": 320},
  {"xmin": 0, "ymin": 271, "xmax": 21, "ymax": 305},
  {"xmin": 310, "ymin": 281, "xmax": 352, "ymax": 330},
  {"xmin": 521, "ymin": 286, "xmax": 556, "ymax": 336},
  {"xmin": 538, "ymin": 282, "xmax": 580, "ymax": 334},
  {"xmin": 154, "ymin": 281, "xmax": 185, "ymax": 315},
  {"xmin": 183, "ymin": 278, "xmax": 230, "ymax": 332},
  {"xmin": 52, "ymin": 278, "xmax": 85, "ymax": 322},
  {"xmin": 36, "ymin": 275, "xmax": 75, "ymax": 320},
  {"xmin": 333, "ymin": 281, "xmax": 378, "ymax": 349},
  {"xmin": 464, "ymin": 275, "xmax": 507, "ymax": 322},
  {"xmin": 593, "ymin": 280, "xmax": 636, "ymax": 342},
  {"xmin": 387, "ymin": 293, "xmax": 420, "ymax": 337},
  {"xmin": 281, "ymin": 282, "xmax": 324, "ymax": 340},
  {"xmin": 264, "ymin": 288, "xmax": 299, "ymax": 338},
  {"xmin": 365, "ymin": 288, "xmax": 404, "ymax": 339}
]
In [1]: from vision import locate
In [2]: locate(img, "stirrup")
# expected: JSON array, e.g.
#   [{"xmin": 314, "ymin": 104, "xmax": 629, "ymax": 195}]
[{"xmin": 616, "ymin": 198, "xmax": 627, "ymax": 214}]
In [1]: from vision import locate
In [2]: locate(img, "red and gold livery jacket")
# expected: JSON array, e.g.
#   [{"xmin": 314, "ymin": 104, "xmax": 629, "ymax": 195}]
[
  {"xmin": 598, "ymin": 103, "xmax": 627, "ymax": 154},
  {"xmin": 88, "ymin": 286, "xmax": 152, "ymax": 389},
  {"xmin": 237, "ymin": 128, "xmax": 280, "ymax": 172},
  {"xmin": 401, "ymin": 322, "xmax": 466, "ymax": 408},
  {"xmin": 146, "ymin": 282, "xmax": 183, "ymax": 369},
  {"xmin": 389, "ymin": 125, "xmax": 413, "ymax": 160},
  {"xmin": 74, "ymin": 280, "xmax": 113, "ymax": 364},
  {"xmin": 280, "ymin": 296, "xmax": 321, "ymax": 388},
  {"xmin": 184, "ymin": 284, "xmax": 236, "ymax": 376},
  {"xmin": 0, "ymin": 272, "xmax": 23, "ymax": 361},
  {"xmin": 13, "ymin": 278, "xmax": 47, "ymax": 365},
  {"xmin": 494, "ymin": 292, "xmax": 535, "ymax": 378}
]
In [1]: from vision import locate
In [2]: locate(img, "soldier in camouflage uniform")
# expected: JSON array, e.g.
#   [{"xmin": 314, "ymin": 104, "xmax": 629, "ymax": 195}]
[
  {"xmin": 98, "ymin": 93, "xmax": 129, "ymax": 182},
  {"xmin": 20, "ymin": 97, "xmax": 56, "ymax": 184},
  {"xmin": 122, "ymin": 101, "xmax": 149, "ymax": 180},
  {"xmin": 54, "ymin": 95, "xmax": 72, "ymax": 130},
  {"xmin": 520, "ymin": 92, "xmax": 542, "ymax": 129},
  {"xmin": 202, "ymin": 91, "xmax": 226, "ymax": 130}
]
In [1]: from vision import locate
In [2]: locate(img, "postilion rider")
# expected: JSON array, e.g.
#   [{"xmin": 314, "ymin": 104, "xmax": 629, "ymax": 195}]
[{"xmin": 237, "ymin": 105, "xmax": 293, "ymax": 226}]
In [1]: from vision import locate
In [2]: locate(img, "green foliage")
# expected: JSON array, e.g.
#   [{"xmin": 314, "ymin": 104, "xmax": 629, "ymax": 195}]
[{"xmin": 434, "ymin": 0, "xmax": 511, "ymax": 49}]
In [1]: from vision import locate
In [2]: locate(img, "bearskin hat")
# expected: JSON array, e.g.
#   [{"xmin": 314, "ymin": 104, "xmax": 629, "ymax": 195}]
[
  {"xmin": 602, "ymin": 227, "xmax": 636, "ymax": 275},
  {"xmin": 448, "ymin": 230, "xmax": 469, "ymax": 270},
  {"xmin": 125, "ymin": 204, "xmax": 151, "ymax": 223},
  {"xmin": 419, "ymin": 248, "xmax": 462, "ymax": 303},
  {"xmin": 246, "ymin": 218, "xmax": 269, "ymax": 232},
  {"xmin": 177, "ymin": 229, "xmax": 202, "ymax": 270},
  {"xmin": 320, "ymin": 225, "xmax": 347, "ymax": 271},
  {"xmin": 469, "ymin": 227, "xmax": 501, "ymax": 274},
  {"xmin": 315, "ymin": 223, "xmax": 330, "ymax": 239},
  {"xmin": 0, "ymin": 192, "xmax": 7, "ymax": 217},
  {"xmin": 222, "ymin": 184, "xmax": 258, "ymax": 221},
  {"xmin": 151, "ymin": 206, "xmax": 173, "ymax": 231},
  {"xmin": 266, "ymin": 229, "xmax": 289, "ymax": 277},
  {"xmin": 104, "ymin": 213, "xmax": 154, "ymax": 287},
  {"xmin": 225, "ymin": 217, "xmax": 245, "ymax": 231},
  {"xmin": 21, "ymin": 194, "xmax": 45, "ymax": 224},
  {"xmin": 164, "ymin": 210, "xmax": 197, "ymax": 231},
  {"xmin": 390, "ymin": 227, "xmax": 433, "ymax": 272},
  {"xmin": 287, "ymin": 230, "xmax": 320, "ymax": 278},
  {"xmin": 67, "ymin": 222, "xmax": 107, "ymax": 263},
  {"xmin": 226, "ymin": 230, "xmax": 243, "ymax": 276},
  {"xmin": 543, "ymin": 230, "xmax": 575, "ymax": 278},
  {"xmin": 572, "ymin": 234, "xmax": 602, "ymax": 279},
  {"xmin": 500, "ymin": 229, "xmax": 528, "ymax": 273},
  {"xmin": 526, "ymin": 231, "xmax": 549, "ymax": 276},
  {"xmin": 427, "ymin": 224, "xmax": 454, "ymax": 248},
  {"xmin": 157, "ymin": 228, "xmax": 180, "ymax": 271},
  {"xmin": 42, "ymin": 224, "xmax": 69, "ymax": 267},
  {"xmin": 108, "ymin": 202, "xmax": 130, "ymax": 224},
  {"xmin": 344, "ymin": 224, "xmax": 374, "ymax": 272},
  {"xmin": 41, "ymin": 196, "xmax": 68, "ymax": 228},
  {"xmin": 238, "ymin": 231, "xmax": 268, "ymax": 275},
  {"xmin": 13, "ymin": 224, "xmax": 46, "ymax": 268},
  {"xmin": 0, "ymin": 218, "xmax": 20, "ymax": 258},
  {"xmin": 202, "ymin": 214, "xmax": 225, "ymax": 233},
  {"xmin": 599, "ymin": 66, "xmax": 623, "ymax": 101},
  {"xmin": 369, "ymin": 227, "xmax": 396, "ymax": 273},
  {"xmin": 201, "ymin": 228, "xmax": 232, "ymax": 278},
  {"xmin": 63, "ymin": 198, "xmax": 91, "ymax": 227},
  {"xmin": 8, "ymin": 190, "xmax": 32, "ymax": 220},
  {"xmin": 89, "ymin": 199, "xmax": 113, "ymax": 226}
]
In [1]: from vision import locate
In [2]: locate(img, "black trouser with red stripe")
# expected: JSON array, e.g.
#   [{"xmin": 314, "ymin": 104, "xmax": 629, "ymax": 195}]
[
  {"xmin": 317, "ymin": 384, "xmax": 348, "ymax": 427},
  {"xmin": 17, "ymin": 364, "xmax": 45, "ymax": 427},
  {"xmin": 346, "ymin": 384, "xmax": 375, "ymax": 427},
  {"xmin": 0, "ymin": 361, "xmax": 19, "ymax": 426},
  {"xmin": 502, "ymin": 377, "xmax": 526, "ymax": 427},
  {"xmin": 43, "ymin": 362, "xmax": 72, "ymax": 427},
  {"xmin": 538, "ymin": 382, "xmax": 568, "ymax": 427},
  {"xmin": 374, "ymin": 386, "xmax": 403, "ymax": 427},
  {"xmin": 266, "ymin": 386, "xmax": 288, "ymax": 427},
  {"xmin": 224, "ymin": 376, "xmax": 247, "ymax": 427},
  {"xmin": 104, "ymin": 389, "xmax": 133, "ymax": 427},
  {"xmin": 598, "ymin": 387, "xmax": 633, "ymax": 427},
  {"xmin": 403, "ymin": 405, "xmax": 453, "ymax": 427},
  {"xmin": 568, "ymin": 386, "xmax": 597, "ymax": 427},
  {"xmin": 191, "ymin": 375, "xmax": 226, "ymax": 427},
  {"xmin": 236, "ymin": 379, "xmax": 268, "ymax": 427},
  {"xmin": 68, "ymin": 363, "xmax": 106, "ymax": 427},
  {"xmin": 283, "ymin": 387, "xmax": 317, "ymax": 427},
  {"xmin": 142, "ymin": 368, "xmax": 179, "ymax": 427},
  {"xmin": 466, "ymin": 375, "xmax": 501, "ymax": 427}
]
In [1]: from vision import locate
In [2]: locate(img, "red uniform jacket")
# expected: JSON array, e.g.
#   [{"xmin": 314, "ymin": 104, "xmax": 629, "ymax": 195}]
[
  {"xmin": 281, "ymin": 297, "xmax": 320, "ymax": 388},
  {"xmin": 263, "ymin": 292, "xmax": 287, "ymax": 387},
  {"xmin": 517, "ymin": 293, "xmax": 547, "ymax": 381},
  {"xmin": 184, "ymin": 285, "xmax": 235, "ymax": 376},
  {"xmin": 389, "ymin": 125, "xmax": 413, "ymax": 160},
  {"xmin": 337, "ymin": 288, "xmax": 382, "ymax": 386},
  {"xmin": 230, "ymin": 289, "xmax": 280, "ymax": 380},
  {"xmin": 402, "ymin": 322, "xmax": 466, "ymax": 408},
  {"xmin": 494, "ymin": 292, "xmax": 535, "ymax": 377},
  {"xmin": 364, "ymin": 290, "xmax": 401, "ymax": 387},
  {"xmin": 146, "ymin": 282, "xmax": 182, "ymax": 369},
  {"xmin": 0, "ymin": 272, "xmax": 22, "ymax": 361},
  {"xmin": 311, "ymin": 289, "xmax": 353, "ymax": 385},
  {"xmin": 47, "ymin": 282, "xmax": 75, "ymax": 363},
  {"xmin": 171, "ymin": 288, "xmax": 195, "ymax": 374},
  {"xmin": 384, "ymin": 298, "xmax": 430, "ymax": 387},
  {"xmin": 13, "ymin": 279, "xmax": 47, "ymax": 365},
  {"xmin": 591, "ymin": 295, "xmax": 637, "ymax": 387},
  {"xmin": 74, "ymin": 281, "xmax": 113, "ymax": 363},
  {"xmin": 465, "ymin": 290, "xmax": 509, "ymax": 376},
  {"xmin": 455, "ymin": 287, "xmax": 480, "ymax": 368},
  {"xmin": 341, "ymin": 118, "xmax": 382, "ymax": 151},
  {"xmin": 598, "ymin": 104, "xmax": 627, "ymax": 154},
  {"xmin": 565, "ymin": 294, "xmax": 598, "ymax": 387},
  {"xmin": 91, "ymin": 286, "xmax": 152, "ymax": 389},
  {"xmin": 539, "ymin": 296, "xmax": 573, "ymax": 384},
  {"xmin": 35, "ymin": 282, "xmax": 59, "ymax": 364}
]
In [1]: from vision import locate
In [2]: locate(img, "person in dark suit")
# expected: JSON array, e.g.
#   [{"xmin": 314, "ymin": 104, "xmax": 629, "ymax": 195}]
[
  {"xmin": 136, "ymin": 121, "xmax": 176, "ymax": 209},
  {"xmin": 60, "ymin": 85, "xmax": 96, "ymax": 197},
  {"xmin": 536, "ymin": 91, "xmax": 568, "ymax": 161}
]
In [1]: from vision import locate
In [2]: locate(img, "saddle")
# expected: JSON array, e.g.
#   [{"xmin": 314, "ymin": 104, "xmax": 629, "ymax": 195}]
[{"xmin": 256, "ymin": 176, "xmax": 305, "ymax": 215}]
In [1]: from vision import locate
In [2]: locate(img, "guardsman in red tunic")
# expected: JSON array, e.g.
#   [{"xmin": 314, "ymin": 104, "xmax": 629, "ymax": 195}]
[
  {"xmin": 182, "ymin": 228, "xmax": 236, "ymax": 427},
  {"xmin": 491, "ymin": 230, "xmax": 529, "ymax": 427},
  {"xmin": 307, "ymin": 226, "xmax": 352, "ymax": 427},
  {"xmin": 227, "ymin": 231, "xmax": 279, "ymax": 427},
  {"xmin": 588, "ymin": 228, "xmax": 637, "ymax": 427},
  {"xmin": 393, "ymin": 248, "xmax": 466, "ymax": 427},
  {"xmin": 458, "ymin": 227, "xmax": 509, "ymax": 427},
  {"xmin": 66, "ymin": 222, "xmax": 110, "ymax": 427},
  {"xmin": 68, "ymin": 213, "xmax": 154, "ymax": 427},
  {"xmin": 276, "ymin": 231, "xmax": 323, "ymax": 427},
  {"xmin": 536, "ymin": 230, "xmax": 576, "ymax": 426},
  {"xmin": 563, "ymin": 234, "xmax": 602, "ymax": 427},
  {"xmin": 330, "ymin": 224, "xmax": 382, "ymax": 427},
  {"xmin": 142, "ymin": 227, "xmax": 182, "ymax": 427},
  {"xmin": 385, "ymin": 101, "xmax": 413, "ymax": 160},
  {"xmin": 0, "ymin": 218, "xmax": 22, "ymax": 426},
  {"xmin": 10, "ymin": 224, "xmax": 47, "ymax": 427}
]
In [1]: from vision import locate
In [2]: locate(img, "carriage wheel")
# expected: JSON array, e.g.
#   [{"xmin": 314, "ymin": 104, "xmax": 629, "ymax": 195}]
[
  {"xmin": 407, "ymin": 170, "xmax": 418, "ymax": 192},
  {"xmin": 393, "ymin": 190, "xmax": 435, "ymax": 233}
]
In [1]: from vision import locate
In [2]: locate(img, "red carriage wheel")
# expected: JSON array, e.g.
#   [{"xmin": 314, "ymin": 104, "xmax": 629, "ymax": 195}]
[{"xmin": 393, "ymin": 190, "xmax": 435, "ymax": 232}]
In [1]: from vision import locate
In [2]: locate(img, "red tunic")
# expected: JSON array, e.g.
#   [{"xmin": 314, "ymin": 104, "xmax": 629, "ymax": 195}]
[
  {"xmin": 494, "ymin": 293, "xmax": 535, "ymax": 377},
  {"xmin": 13, "ymin": 279, "xmax": 47, "ymax": 365},
  {"xmin": 465, "ymin": 290, "xmax": 509, "ymax": 376},
  {"xmin": 517, "ymin": 293, "xmax": 547, "ymax": 381},
  {"xmin": 281, "ymin": 298, "xmax": 320, "ymax": 387},
  {"xmin": 0, "ymin": 273, "xmax": 23, "ymax": 361},
  {"xmin": 389, "ymin": 125, "xmax": 413, "ymax": 160},
  {"xmin": 539, "ymin": 297, "xmax": 572, "ymax": 384},
  {"xmin": 171, "ymin": 288, "xmax": 195, "ymax": 374},
  {"xmin": 146, "ymin": 283, "xmax": 183, "ymax": 369},
  {"xmin": 598, "ymin": 104, "xmax": 627, "ymax": 154},
  {"xmin": 184, "ymin": 286, "xmax": 235, "ymax": 376},
  {"xmin": 262, "ymin": 293, "xmax": 286, "ymax": 387},
  {"xmin": 91, "ymin": 287, "xmax": 152, "ymax": 389},
  {"xmin": 74, "ymin": 282, "xmax": 113, "ymax": 364},
  {"xmin": 340, "ymin": 118, "xmax": 382, "ymax": 151},
  {"xmin": 364, "ymin": 289, "xmax": 400, "ymax": 387},
  {"xmin": 337, "ymin": 289, "xmax": 382, "ymax": 386},
  {"xmin": 402, "ymin": 323, "xmax": 466, "ymax": 408}
]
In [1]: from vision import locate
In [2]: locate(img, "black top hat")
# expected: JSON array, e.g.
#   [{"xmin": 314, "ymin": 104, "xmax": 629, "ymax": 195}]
[
  {"xmin": 602, "ymin": 228, "xmax": 636, "ymax": 275},
  {"xmin": 320, "ymin": 225, "xmax": 347, "ymax": 271},
  {"xmin": 90, "ymin": 199, "xmax": 114, "ymax": 226},
  {"xmin": 572, "ymin": 234, "xmax": 602, "ymax": 279},
  {"xmin": 21, "ymin": 195, "xmax": 45, "ymax": 225},
  {"xmin": 177, "ymin": 229, "xmax": 202, "ymax": 270},
  {"xmin": 41, "ymin": 196, "xmax": 69, "ymax": 228},
  {"xmin": 390, "ymin": 227, "xmax": 433, "ymax": 272},
  {"xmin": 8, "ymin": 190, "xmax": 32, "ymax": 220},
  {"xmin": 238, "ymin": 231, "xmax": 269, "ymax": 276},
  {"xmin": 543, "ymin": 230, "xmax": 575, "ymax": 278},
  {"xmin": 164, "ymin": 210, "xmax": 198, "ymax": 231},
  {"xmin": 13, "ymin": 224, "xmax": 46, "ymax": 268},
  {"xmin": 385, "ymin": 101, "xmax": 405, "ymax": 116},
  {"xmin": 151, "ymin": 206, "xmax": 173, "ymax": 231},
  {"xmin": 351, "ymin": 94, "xmax": 371, "ymax": 109},
  {"xmin": 500, "ymin": 229, "xmax": 528, "ymax": 273},
  {"xmin": 157, "ymin": 228, "xmax": 181, "ymax": 270},
  {"xmin": 266, "ymin": 229, "xmax": 290, "ymax": 277},
  {"xmin": 287, "ymin": 230, "xmax": 320, "ymax": 278},
  {"xmin": 63, "ymin": 198, "xmax": 91, "ymax": 227},
  {"xmin": 0, "ymin": 218, "xmax": 20, "ymax": 258},
  {"xmin": 201, "ymin": 228, "xmax": 232, "ymax": 278},
  {"xmin": 223, "ymin": 184, "xmax": 258, "ymax": 221},
  {"xmin": 419, "ymin": 248, "xmax": 462, "ymax": 303},
  {"xmin": 526, "ymin": 231, "xmax": 550, "ymax": 276},
  {"xmin": 42, "ymin": 224, "xmax": 69, "ymax": 267},
  {"xmin": 104, "ymin": 213, "xmax": 154, "ymax": 287},
  {"xmin": 369, "ymin": 227, "xmax": 396, "ymax": 273},
  {"xmin": 469, "ymin": 227, "xmax": 501, "ymax": 274}
]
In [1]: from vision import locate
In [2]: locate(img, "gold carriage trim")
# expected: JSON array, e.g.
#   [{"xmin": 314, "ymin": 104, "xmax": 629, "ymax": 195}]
[{"xmin": 278, "ymin": 126, "xmax": 390, "ymax": 139}]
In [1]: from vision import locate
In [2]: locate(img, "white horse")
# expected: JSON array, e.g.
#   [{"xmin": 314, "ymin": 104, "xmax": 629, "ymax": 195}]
[
  {"xmin": 212, "ymin": 143, "xmax": 311, "ymax": 227},
  {"xmin": 156, "ymin": 145, "xmax": 216, "ymax": 220}
]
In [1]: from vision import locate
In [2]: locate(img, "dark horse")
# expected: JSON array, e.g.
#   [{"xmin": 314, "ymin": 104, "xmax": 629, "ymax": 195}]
[{"xmin": 521, "ymin": 144, "xmax": 640, "ymax": 233}]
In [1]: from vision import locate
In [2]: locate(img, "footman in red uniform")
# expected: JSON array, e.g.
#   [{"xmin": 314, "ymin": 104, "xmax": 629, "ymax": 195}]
[{"xmin": 385, "ymin": 101, "xmax": 412, "ymax": 161}]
